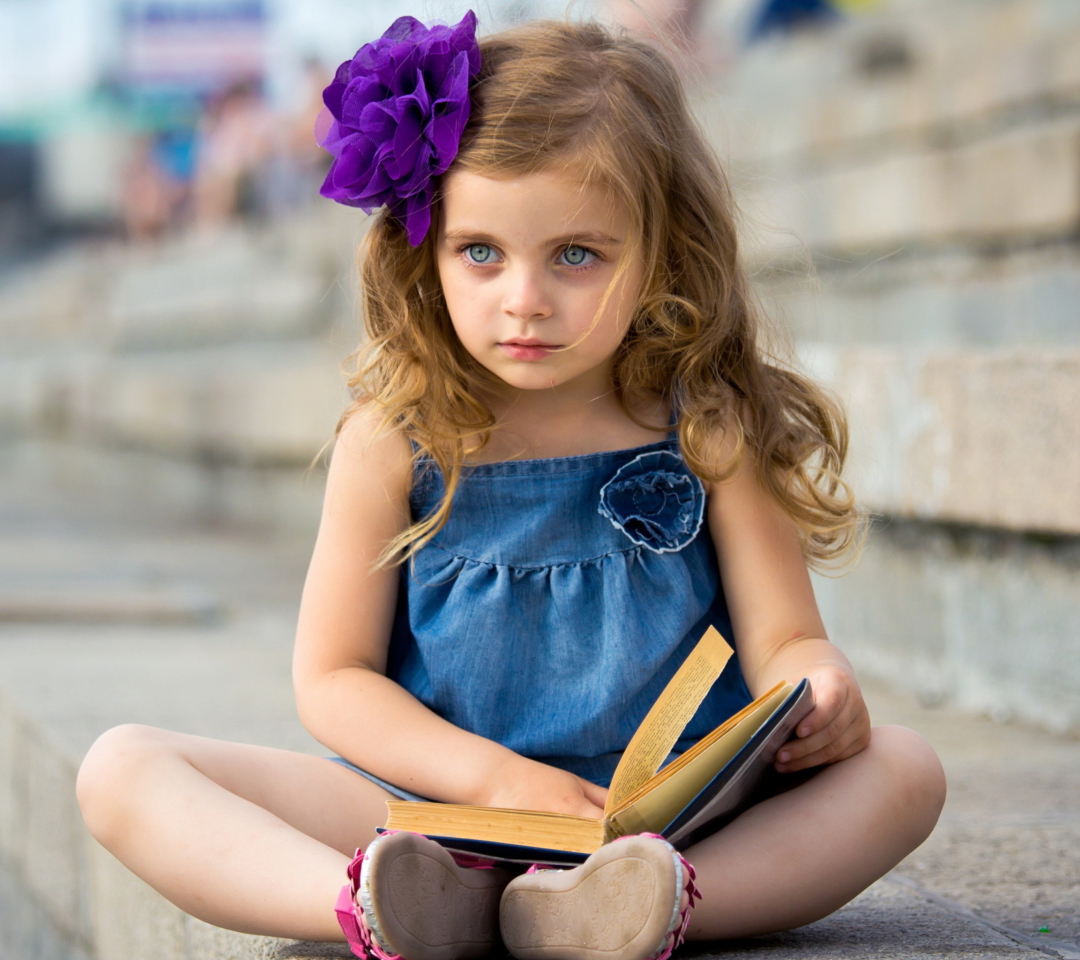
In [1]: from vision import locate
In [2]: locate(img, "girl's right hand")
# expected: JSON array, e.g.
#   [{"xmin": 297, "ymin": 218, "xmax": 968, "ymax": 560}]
[{"xmin": 480, "ymin": 755, "xmax": 608, "ymax": 818}]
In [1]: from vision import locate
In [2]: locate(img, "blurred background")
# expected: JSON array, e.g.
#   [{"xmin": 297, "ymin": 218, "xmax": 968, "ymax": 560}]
[{"xmin": 1, "ymin": 0, "xmax": 1078, "ymax": 957}]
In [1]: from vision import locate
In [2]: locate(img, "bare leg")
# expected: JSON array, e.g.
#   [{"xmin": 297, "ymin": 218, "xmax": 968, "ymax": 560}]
[
  {"xmin": 685, "ymin": 725, "xmax": 946, "ymax": 939},
  {"xmin": 77, "ymin": 724, "xmax": 394, "ymax": 940}
]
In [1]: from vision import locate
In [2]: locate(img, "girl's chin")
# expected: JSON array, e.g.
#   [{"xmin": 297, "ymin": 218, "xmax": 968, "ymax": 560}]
[
  {"xmin": 490, "ymin": 370, "xmax": 564, "ymax": 391},
  {"xmin": 475, "ymin": 355, "xmax": 611, "ymax": 394}
]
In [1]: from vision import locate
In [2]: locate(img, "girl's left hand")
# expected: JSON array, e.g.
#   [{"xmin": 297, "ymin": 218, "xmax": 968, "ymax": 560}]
[{"xmin": 773, "ymin": 664, "xmax": 871, "ymax": 773}]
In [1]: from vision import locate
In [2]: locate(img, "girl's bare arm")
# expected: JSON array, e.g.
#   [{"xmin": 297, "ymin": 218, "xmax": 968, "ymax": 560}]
[
  {"xmin": 292, "ymin": 409, "xmax": 606, "ymax": 815},
  {"xmin": 707, "ymin": 445, "xmax": 870, "ymax": 773}
]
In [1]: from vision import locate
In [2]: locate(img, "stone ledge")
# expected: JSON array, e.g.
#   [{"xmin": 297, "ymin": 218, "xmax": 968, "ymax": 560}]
[
  {"xmin": 760, "ymin": 243, "xmax": 1080, "ymax": 348},
  {"xmin": 802, "ymin": 345, "xmax": 1080, "ymax": 536},
  {"xmin": 0, "ymin": 540, "xmax": 325, "ymax": 960},
  {"xmin": 5, "ymin": 345, "xmax": 1076, "ymax": 538},
  {"xmin": 814, "ymin": 518, "xmax": 1080, "ymax": 737},
  {"xmin": 0, "ymin": 208, "xmax": 362, "ymax": 350},
  {"xmin": 2, "ymin": 525, "xmax": 1075, "ymax": 960},
  {"xmin": 2, "ymin": 591, "xmax": 1071, "ymax": 958},
  {"xmin": 736, "ymin": 118, "xmax": 1080, "ymax": 257},
  {"xmin": 711, "ymin": 0, "xmax": 1080, "ymax": 168},
  {"xmin": 0, "ymin": 341, "xmax": 349, "ymax": 467}
]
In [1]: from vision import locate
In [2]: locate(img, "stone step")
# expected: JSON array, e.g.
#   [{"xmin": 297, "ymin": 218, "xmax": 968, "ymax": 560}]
[
  {"xmin": 2, "ymin": 523, "xmax": 1077, "ymax": 959},
  {"xmin": 0, "ymin": 208, "xmax": 361, "ymax": 351},
  {"xmin": 694, "ymin": 0, "xmax": 1080, "ymax": 258},
  {"xmin": 802, "ymin": 345, "xmax": 1080, "ymax": 536},
  {"xmin": 0, "ymin": 528, "xmax": 319, "ymax": 960},
  {"xmin": 709, "ymin": 0, "xmax": 1080, "ymax": 167},
  {"xmin": 814, "ymin": 518, "xmax": 1080, "ymax": 737},
  {"xmin": 4, "ymin": 344, "xmax": 1077, "ymax": 538},
  {"xmin": 763, "ymin": 244, "xmax": 1080, "ymax": 348},
  {"xmin": 0, "ymin": 340, "xmax": 349, "ymax": 467},
  {"xmin": 736, "ymin": 116, "xmax": 1080, "ymax": 256}
]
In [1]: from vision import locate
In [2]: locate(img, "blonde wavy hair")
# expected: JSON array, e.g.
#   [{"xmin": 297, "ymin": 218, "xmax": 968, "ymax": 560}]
[{"xmin": 341, "ymin": 19, "xmax": 860, "ymax": 569}]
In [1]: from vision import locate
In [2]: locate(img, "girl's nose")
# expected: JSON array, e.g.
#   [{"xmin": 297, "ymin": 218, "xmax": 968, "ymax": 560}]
[{"xmin": 501, "ymin": 265, "xmax": 553, "ymax": 322}]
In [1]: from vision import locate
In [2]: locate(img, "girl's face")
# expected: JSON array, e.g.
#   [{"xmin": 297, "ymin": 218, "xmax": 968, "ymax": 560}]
[{"xmin": 436, "ymin": 167, "xmax": 644, "ymax": 396}]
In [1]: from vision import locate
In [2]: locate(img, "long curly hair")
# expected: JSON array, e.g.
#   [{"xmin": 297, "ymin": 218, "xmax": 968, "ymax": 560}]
[{"xmin": 343, "ymin": 19, "xmax": 860, "ymax": 569}]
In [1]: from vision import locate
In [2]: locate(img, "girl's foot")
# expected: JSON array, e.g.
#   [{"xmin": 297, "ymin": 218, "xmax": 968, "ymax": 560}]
[
  {"xmin": 499, "ymin": 834, "xmax": 701, "ymax": 960},
  {"xmin": 337, "ymin": 831, "xmax": 511, "ymax": 960}
]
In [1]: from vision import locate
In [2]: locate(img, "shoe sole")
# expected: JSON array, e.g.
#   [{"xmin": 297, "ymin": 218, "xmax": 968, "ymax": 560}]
[
  {"xmin": 500, "ymin": 836, "xmax": 681, "ymax": 960},
  {"xmin": 362, "ymin": 832, "xmax": 509, "ymax": 960}
]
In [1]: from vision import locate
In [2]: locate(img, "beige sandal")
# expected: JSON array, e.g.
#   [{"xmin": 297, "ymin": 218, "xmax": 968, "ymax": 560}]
[
  {"xmin": 499, "ymin": 833, "xmax": 701, "ymax": 960},
  {"xmin": 337, "ymin": 831, "xmax": 511, "ymax": 960}
]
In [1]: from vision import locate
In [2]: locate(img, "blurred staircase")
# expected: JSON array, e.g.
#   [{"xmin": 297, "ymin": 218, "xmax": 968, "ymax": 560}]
[
  {"xmin": 697, "ymin": 0, "xmax": 1080, "ymax": 734},
  {"xmin": 0, "ymin": 206, "xmax": 361, "ymax": 535},
  {"xmin": 2, "ymin": 0, "xmax": 1080, "ymax": 957}
]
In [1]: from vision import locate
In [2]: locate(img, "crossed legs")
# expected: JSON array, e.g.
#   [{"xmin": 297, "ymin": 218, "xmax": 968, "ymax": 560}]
[{"xmin": 76, "ymin": 723, "xmax": 944, "ymax": 943}]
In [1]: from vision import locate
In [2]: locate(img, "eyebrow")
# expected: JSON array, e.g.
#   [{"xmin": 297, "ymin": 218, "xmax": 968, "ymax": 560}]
[{"xmin": 443, "ymin": 229, "xmax": 623, "ymax": 247}]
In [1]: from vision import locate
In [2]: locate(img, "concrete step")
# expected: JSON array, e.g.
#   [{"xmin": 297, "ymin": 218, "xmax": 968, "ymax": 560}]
[
  {"xmin": 693, "ymin": 0, "xmax": 1080, "ymax": 259},
  {"xmin": 814, "ymin": 517, "xmax": 1080, "ymax": 736},
  {"xmin": 4, "ymin": 345, "xmax": 1077, "ymax": 538},
  {"xmin": 0, "ymin": 207, "xmax": 361, "ymax": 351},
  {"xmin": 0, "ymin": 340, "xmax": 348, "ymax": 466},
  {"xmin": 0, "ymin": 526, "xmax": 320, "ymax": 960},
  {"xmin": 763, "ymin": 244, "xmax": 1080, "ymax": 349},
  {"xmin": 738, "ymin": 117, "xmax": 1080, "ymax": 256},
  {"xmin": 801, "ymin": 345, "xmax": 1080, "ymax": 536},
  {"xmin": 1, "ymin": 521, "xmax": 1077, "ymax": 960},
  {"xmin": 711, "ymin": 0, "xmax": 1080, "ymax": 166}
]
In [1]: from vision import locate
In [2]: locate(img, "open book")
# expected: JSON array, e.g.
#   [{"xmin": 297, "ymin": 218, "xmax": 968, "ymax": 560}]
[{"xmin": 384, "ymin": 626, "xmax": 814, "ymax": 865}]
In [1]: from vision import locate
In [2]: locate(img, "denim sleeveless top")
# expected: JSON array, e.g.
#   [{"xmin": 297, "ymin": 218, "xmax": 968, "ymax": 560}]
[{"xmin": 386, "ymin": 436, "xmax": 753, "ymax": 788}]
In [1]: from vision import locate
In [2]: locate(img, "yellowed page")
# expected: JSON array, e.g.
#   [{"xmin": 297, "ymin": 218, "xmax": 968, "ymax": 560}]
[
  {"xmin": 605, "ymin": 626, "xmax": 733, "ymax": 814},
  {"xmin": 610, "ymin": 681, "xmax": 787, "ymax": 812},
  {"xmin": 385, "ymin": 801, "xmax": 606, "ymax": 855},
  {"xmin": 608, "ymin": 685, "xmax": 791, "ymax": 837}
]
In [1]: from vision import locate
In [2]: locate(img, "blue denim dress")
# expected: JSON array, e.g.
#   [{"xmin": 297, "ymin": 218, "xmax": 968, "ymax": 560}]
[{"xmin": 333, "ymin": 436, "xmax": 752, "ymax": 799}]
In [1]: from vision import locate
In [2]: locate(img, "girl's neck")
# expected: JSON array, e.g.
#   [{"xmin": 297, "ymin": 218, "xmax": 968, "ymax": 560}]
[{"xmin": 470, "ymin": 379, "xmax": 671, "ymax": 464}]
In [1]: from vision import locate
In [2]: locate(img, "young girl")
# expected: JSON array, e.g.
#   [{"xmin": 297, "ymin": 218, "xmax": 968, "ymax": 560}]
[{"xmin": 77, "ymin": 13, "xmax": 945, "ymax": 960}]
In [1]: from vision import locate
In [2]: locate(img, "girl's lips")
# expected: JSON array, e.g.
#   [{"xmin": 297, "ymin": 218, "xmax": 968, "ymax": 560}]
[{"xmin": 498, "ymin": 342, "xmax": 559, "ymax": 361}]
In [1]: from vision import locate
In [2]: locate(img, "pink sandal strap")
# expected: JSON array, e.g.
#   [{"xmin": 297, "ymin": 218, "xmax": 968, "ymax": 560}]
[
  {"xmin": 336, "ymin": 831, "xmax": 499, "ymax": 959},
  {"xmin": 615, "ymin": 833, "xmax": 702, "ymax": 960},
  {"xmin": 335, "ymin": 839, "xmax": 405, "ymax": 960}
]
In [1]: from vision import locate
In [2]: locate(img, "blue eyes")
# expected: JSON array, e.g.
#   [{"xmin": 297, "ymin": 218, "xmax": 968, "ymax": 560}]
[
  {"xmin": 465, "ymin": 243, "xmax": 497, "ymax": 264},
  {"xmin": 460, "ymin": 244, "xmax": 597, "ymax": 268},
  {"xmin": 558, "ymin": 245, "xmax": 594, "ymax": 267}
]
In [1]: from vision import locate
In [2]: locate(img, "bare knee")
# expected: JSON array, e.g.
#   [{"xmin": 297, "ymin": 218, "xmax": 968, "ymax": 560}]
[
  {"xmin": 77, "ymin": 724, "xmax": 179, "ymax": 846},
  {"xmin": 867, "ymin": 725, "xmax": 946, "ymax": 846}
]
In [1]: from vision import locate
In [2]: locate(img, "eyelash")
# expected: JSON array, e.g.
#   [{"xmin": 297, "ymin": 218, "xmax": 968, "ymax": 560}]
[{"xmin": 455, "ymin": 244, "xmax": 601, "ymax": 272}]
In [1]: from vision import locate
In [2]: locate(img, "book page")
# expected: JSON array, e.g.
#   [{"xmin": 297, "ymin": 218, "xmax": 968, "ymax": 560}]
[
  {"xmin": 605, "ymin": 626, "xmax": 733, "ymax": 814},
  {"xmin": 610, "ymin": 681, "xmax": 788, "ymax": 812},
  {"xmin": 385, "ymin": 800, "xmax": 606, "ymax": 855},
  {"xmin": 608, "ymin": 685, "xmax": 790, "ymax": 837}
]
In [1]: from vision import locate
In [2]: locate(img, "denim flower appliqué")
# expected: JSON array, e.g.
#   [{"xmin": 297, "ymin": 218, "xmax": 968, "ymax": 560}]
[{"xmin": 598, "ymin": 450, "xmax": 706, "ymax": 554}]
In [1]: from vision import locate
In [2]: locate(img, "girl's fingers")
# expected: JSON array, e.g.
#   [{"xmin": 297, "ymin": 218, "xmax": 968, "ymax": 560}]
[
  {"xmin": 798, "ymin": 722, "xmax": 870, "ymax": 771},
  {"xmin": 776, "ymin": 715, "xmax": 870, "ymax": 772},
  {"xmin": 776, "ymin": 729, "xmax": 843, "ymax": 771},
  {"xmin": 781, "ymin": 708, "xmax": 848, "ymax": 761},
  {"xmin": 777, "ymin": 692, "xmax": 847, "ymax": 765},
  {"xmin": 579, "ymin": 777, "xmax": 609, "ymax": 810},
  {"xmin": 795, "ymin": 680, "xmax": 848, "ymax": 740}
]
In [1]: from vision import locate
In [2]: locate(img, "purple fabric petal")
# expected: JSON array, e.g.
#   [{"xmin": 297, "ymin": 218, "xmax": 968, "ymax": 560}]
[
  {"xmin": 400, "ymin": 189, "xmax": 434, "ymax": 246},
  {"xmin": 384, "ymin": 15, "xmax": 426, "ymax": 42},
  {"xmin": 322, "ymin": 80, "xmax": 346, "ymax": 119},
  {"xmin": 398, "ymin": 142, "xmax": 436, "ymax": 197},
  {"xmin": 316, "ymin": 10, "xmax": 481, "ymax": 245},
  {"xmin": 390, "ymin": 105, "xmax": 425, "ymax": 181}
]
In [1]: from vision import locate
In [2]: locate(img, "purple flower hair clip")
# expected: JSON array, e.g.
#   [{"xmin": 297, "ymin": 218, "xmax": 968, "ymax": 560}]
[{"xmin": 315, "ymin": 11, "xmax": 481, "ymax": 246}]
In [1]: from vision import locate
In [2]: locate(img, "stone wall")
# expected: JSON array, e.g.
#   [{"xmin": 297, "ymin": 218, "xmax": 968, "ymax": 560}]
[
  {"xmin": 1, "ymin": 0, "xmax": 1076, "ymax": 736},
  {"xmin": 0, "ymin": 210, "xmax": 360, "ymax": 533},
  {"xmin": 701, "ymin": 0, "xmax": 1080, "ymax": 732}
]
